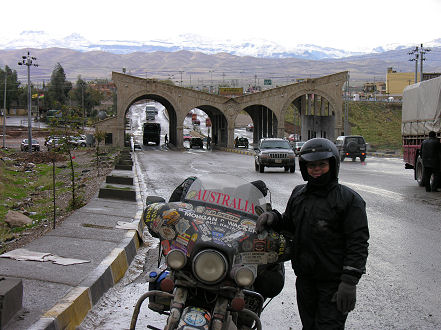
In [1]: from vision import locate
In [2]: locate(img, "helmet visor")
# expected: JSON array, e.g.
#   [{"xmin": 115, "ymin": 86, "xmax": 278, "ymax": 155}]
[{"xmin": 300, "ymin": 149, "xmax": 334, "ymax": 162}]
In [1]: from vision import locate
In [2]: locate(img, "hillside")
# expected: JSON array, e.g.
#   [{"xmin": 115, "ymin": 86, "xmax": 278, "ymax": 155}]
[
  {"xmin": 1, "ymin": 47, "xmax": 440, "ymax": 86},
  {"xmin": 347, "ymin": 101, "xmax": 402, "ymax": 151}
]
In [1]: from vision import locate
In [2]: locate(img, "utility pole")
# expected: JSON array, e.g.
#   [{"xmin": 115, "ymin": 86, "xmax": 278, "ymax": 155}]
[
  {"xmin": 178, "ymin": 71, "xmax": 183, "ymax": 87},
  {"xmin": 18, "ymin": 51, "xmax": 38, "ymax": 153},
  {"xmin": 408, "ymin": 46, "xmax": 419, "ymax": 83},
  {"xmin": 344, "ymin": 74, "xmax": 349, "ymax": 135},
  {"xmin": 2, "ymin": 66, "xmax": 7, "ymax": 148},
  {"xmin": 419, "ymin": 43, "xmax": 431, "ymax": 82},
  {"xmin": 209, "ymin": 70, "xmax": 214, "ymax": 93}
]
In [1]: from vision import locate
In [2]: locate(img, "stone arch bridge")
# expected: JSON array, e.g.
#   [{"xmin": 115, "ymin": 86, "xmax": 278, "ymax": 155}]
[{"xmin": 96, "ymin": 71, "xmax": 348, "ymax": 148}]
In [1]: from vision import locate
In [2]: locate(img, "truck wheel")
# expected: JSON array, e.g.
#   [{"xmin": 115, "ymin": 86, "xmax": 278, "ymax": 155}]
[
  {"xmin": 290, "ymin": 165, "xmax": 295, "ymax": 173},
  {"xmin": 259, "ymin": 164, "xmax": 265, "ymax": 173},
  {"xmin": 360, "ymin": 156, "xmax": 366, "ymax": 162},
  {"xmin": 415, "ymin": 156, "xmax": 425, "ymax": 187}
]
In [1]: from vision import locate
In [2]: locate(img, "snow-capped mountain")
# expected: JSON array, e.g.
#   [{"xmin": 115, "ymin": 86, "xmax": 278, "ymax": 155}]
[{"xmin": 3, "ymin": 30, "xmax": 440, "ymax": 60}]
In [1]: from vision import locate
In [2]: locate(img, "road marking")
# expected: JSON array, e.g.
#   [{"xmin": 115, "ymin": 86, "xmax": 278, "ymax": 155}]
[{"xmin": 343, "ymin": 182, "xmax": 405, "ymax": 201}]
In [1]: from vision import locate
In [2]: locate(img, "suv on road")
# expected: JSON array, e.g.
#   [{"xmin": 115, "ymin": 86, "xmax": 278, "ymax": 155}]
[
  {"xmin": 254, "ymin": 138, "xmax": 296, "ymax": 173},
  {"xmin": 190, "ymin": 137, "xmax": 204, "ymax": 149},
  {"xmin": 335, "ymin": 135, "xmax": 367, "ymax": 162},
  {"xmin": 235, "ymin": 136, "xmax": 249, "ymax": 149}
]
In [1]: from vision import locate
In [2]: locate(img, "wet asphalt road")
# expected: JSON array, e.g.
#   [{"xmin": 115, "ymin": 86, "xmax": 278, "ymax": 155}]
[{"xmin": 79, "ymin": 147, "xmax": 441, "ymax": 329}]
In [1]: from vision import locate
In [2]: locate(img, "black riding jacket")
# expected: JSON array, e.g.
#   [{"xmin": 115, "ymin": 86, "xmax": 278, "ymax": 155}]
[{"xmin": 273, "ymin": 179, "xmax": 369, "ymax": 284}]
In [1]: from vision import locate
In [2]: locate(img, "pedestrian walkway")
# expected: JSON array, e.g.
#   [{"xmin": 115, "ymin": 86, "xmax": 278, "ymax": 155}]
[{"xmin": 0, "ymin": 153, "xmax": 144, "ymax": 330}]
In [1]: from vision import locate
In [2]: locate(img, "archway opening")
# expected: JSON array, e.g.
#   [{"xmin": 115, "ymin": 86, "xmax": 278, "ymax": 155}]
[
  {"xmin": 192, "ymin": 105, "xmax": 227, "ymax": 148},
  {"xmin": 234, "ymin": 111, "xmax": 253, "ymax": 149},
  {"xmin": 243, "ymin": 104, "xmax": 277, "ymax": 145},
  {"xmin": 124, "ymin": 94, "xmax": 176, "ymax": 148},
  {"xmin": 285, "ymin": 93, "xmax": 335, "ymax": 143}
]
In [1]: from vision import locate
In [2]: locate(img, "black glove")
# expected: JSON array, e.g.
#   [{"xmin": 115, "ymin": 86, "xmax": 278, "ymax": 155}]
[
  {"xmin": 332, "ymin": 281, "xmax": 356, "ymax": 314},
  {"xmin": 256, "ymin": 211, "xmax": 277, "ymax": 233}
]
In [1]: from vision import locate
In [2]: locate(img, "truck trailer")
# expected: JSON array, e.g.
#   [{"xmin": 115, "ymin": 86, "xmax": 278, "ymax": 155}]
[
  {"xmin": 143, "ymin": 122, "xmax": 161, "ymax": 146},
  {"xmin": 145, "ymin": 105, "xmax": 157, "ymax": 121},
  {"xmin": 402, "ymin": 76, "xmax": 441, "ymax": 187}
]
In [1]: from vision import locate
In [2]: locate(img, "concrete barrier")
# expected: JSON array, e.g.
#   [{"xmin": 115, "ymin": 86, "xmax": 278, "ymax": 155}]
[
  {"xmin": 0, "ymin": 277, "xmax": 23, "ymax": 329},
  {"xmin": 98, "ymin": 183, "xmax": 136, "ymax": 201}
]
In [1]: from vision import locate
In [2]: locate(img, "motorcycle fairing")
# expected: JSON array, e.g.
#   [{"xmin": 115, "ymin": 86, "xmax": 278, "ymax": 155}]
[{"xmin": 144, "ymin": 202, "xmax": 289, "ymax": 265}]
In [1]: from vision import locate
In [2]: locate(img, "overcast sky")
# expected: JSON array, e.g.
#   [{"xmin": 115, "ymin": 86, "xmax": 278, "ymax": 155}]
[{"xmin": 2, "ymin": 0, "xmax": 440, "ymax": 52}]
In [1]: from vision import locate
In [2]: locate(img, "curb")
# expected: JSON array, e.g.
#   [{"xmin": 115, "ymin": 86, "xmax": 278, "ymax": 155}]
[
  {"xmin": 219, "ymin": 147, "xmax": 254, "ymax": 156},
  {"xmin": 28, "ymin": 151, "xmax": 145, "ymax": 330}
]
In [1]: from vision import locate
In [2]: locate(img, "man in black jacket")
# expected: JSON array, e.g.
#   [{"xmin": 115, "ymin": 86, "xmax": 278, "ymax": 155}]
[
  {"xmin": 256, "ymin": 138, "xmax": 369, "ymax": 329},
  {"xmin": 421, "ymin": 131, "xmax": 441, "ymax": 192}
]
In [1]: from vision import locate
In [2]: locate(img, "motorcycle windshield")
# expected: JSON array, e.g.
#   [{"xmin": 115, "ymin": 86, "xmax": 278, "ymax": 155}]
[{"xmin": 183, "ymin": 174, "xmax": 267, "ymax": 217}]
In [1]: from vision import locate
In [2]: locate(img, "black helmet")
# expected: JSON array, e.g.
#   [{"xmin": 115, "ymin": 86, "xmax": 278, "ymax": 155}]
[{"xmin": 299, "ymin": 138, "xmax": 340, "ymax": 181}]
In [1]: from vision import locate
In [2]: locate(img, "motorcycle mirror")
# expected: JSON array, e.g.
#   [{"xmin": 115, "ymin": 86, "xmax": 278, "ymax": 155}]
[{"xmin": 145, "ymin": 196, "xmax": 166, "ymax": 206}]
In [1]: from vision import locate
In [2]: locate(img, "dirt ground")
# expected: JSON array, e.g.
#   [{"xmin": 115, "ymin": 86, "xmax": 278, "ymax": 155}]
[{"xmin": 0, "ymin": 127, "xmax": 118, "ymax": 253}]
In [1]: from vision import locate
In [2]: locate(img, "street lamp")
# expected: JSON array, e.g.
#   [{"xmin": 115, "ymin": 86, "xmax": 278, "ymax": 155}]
[{"xmin": 18, "ymin": 52, "xmax": 38, "ymax": 153}]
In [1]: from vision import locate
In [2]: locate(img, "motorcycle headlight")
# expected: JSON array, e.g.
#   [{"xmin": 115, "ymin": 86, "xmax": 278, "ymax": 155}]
[
  {"xmin": 231, "ymin": 266, "xmax": 255, "ymax": 287},
  {"xmin": 166, "ymin": 249, "xmax": 187, "ymax": 270},
  {"xmin": 192, "ymin": 249, "xmax": 228, "ymax": 284}
]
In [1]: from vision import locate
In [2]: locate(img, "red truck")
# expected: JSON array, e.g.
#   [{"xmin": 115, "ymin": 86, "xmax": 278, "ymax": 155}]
[{"xmin": 402, "ymin": 76, "xmax": 441, "ymax": 186}]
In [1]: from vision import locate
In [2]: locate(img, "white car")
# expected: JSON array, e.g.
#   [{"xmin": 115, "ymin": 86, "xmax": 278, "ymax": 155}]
[{"xmin": 71, "ymin": 135, "xmax": 87, "ymax": 147}]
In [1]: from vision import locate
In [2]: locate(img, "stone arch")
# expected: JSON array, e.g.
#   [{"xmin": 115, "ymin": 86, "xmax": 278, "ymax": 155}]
[{"xmin": 103, "ymin": 71, "xmax": 347, "ymax": 148}]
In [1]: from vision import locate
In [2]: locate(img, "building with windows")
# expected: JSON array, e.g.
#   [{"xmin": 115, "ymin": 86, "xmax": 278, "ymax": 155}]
[
  {"xmin": 386, "ymin": 67, "xmax": 417, "ymax": 95},
  {"xmin": 386, "ymin": 68, "xmax": 441, "ymax": 95}
]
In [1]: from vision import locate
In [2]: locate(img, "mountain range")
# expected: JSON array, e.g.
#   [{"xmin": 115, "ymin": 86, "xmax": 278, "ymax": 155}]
[{"xmin": 0, "ymin": 31, "xmax": 440, "ymax": 86}]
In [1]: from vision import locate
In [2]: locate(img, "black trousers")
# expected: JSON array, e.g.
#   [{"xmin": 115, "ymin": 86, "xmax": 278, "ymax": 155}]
[
  {"xmin": 423, "ymin": 167, "xmax": 440, "ymax": 192},
  {"xmin": 296, "ymin": 276, "xmax": 348, "ymax": 330}
]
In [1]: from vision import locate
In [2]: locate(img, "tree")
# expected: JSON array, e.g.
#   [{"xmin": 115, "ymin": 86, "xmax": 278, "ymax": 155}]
[
  {"xmin": 94, "ymin": 130, "xmax": 106, "ymax": 177},
  {"xmin": 0, "ymin": 66, "xmax": 21, "ymax": 113},
  {"xmin": 70, "ymin": 77, "xmax": 104, "ymax": 119},
  {"xmin": 47, "ymin": 63, "xmax": 72, "ymax": 108},
  {"xmin": 48, "ymin": 106, "xmax": 85, "ymax": 210}
]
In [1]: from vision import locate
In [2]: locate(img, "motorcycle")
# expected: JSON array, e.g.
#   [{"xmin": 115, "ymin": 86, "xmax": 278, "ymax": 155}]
[{"xmin": 131, "ymin": 174, "xmax": 293, "ymax": 330}]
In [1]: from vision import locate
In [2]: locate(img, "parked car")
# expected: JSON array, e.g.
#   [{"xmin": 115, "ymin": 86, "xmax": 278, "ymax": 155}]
[
  {"xmin": 20, "ymin": 139, "xmax": 40, "ymax": 152},
  {"xmin": 183, "ymin": 135, "xmax": 192, "ymax": 142},
  {"xmin": 46, "ymin": 138, "xmax": 63, "ymax": 151},
  {"xmin": 246, "ymin": 123, "xmax": 254, "ymax": 132},
  {"xmin": 235, "ymin": 136, "xmax": 249, "ymax": 148},
  {"xmin": 293, "ymin": 141, "xmax": 306, "ymax": 155},
  {"xmin": 335, "ymin": 135, "xmax": 367, "ymax": 161},
  {"xmin": 254, "ymin": 138, "xmax": 296, "ymax": 173},
  {"xmin": 190, "ymin": 137, "xmax": 203, "ymax": 149},
  {"xmin": 70, "ymin": 135, "xmax": 87, "ymax": 147}
]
